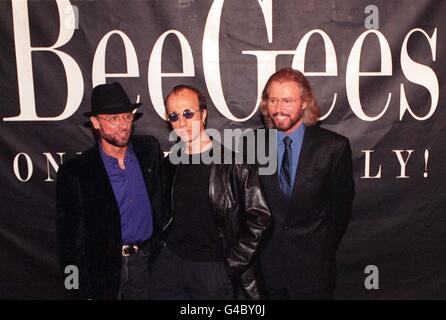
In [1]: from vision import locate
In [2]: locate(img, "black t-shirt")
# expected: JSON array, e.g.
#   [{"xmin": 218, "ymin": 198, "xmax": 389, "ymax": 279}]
[{"xmin": 167, "ymin": 151, "xmax": 224, "ymax": 261}]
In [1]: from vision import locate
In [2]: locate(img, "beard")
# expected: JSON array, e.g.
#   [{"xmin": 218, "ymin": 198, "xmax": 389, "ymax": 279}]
[
  {"xmin": 271, "ymin": 110, "xmax": 303, "ymax": 132},
  {"xmin": 100, "ymin": 127, "xmax": 132, "ymax": 147}
]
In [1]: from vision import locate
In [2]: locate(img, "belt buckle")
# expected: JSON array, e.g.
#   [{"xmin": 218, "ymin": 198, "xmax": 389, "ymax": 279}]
[{"xmin": 122, "ymin": 245, "xmax": 139, "ymax": 257}]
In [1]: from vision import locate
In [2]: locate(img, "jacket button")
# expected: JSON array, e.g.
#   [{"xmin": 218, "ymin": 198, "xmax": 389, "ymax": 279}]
[{"xmin": 284, "ymin": 225, "xmax": 289, "ymax": 230}]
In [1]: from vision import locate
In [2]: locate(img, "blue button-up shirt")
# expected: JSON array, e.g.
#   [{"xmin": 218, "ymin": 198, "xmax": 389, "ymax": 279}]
[
  {"xmin": 99, "ymin": 143, "xmax": 153, "ymax": 244},
  {"xmin": 277, "ymin": 124, "xmax": 306, "ymax": 190}
]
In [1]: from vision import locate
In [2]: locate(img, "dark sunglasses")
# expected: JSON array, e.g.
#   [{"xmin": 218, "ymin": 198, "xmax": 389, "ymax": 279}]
[{"xmin": 166, "ymin": 108, "xmax": 199, "ymax": 122}]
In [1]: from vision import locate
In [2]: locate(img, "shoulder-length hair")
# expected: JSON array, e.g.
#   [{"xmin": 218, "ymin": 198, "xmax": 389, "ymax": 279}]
[{"xmin": 260, "ymin": 67, "xmax": 321, "ymax": 127}]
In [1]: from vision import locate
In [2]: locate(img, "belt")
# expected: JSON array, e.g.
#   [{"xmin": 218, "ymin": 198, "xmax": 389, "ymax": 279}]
[{"xmin": 121, "ymin": 240, "xmax": 149, "ymax": 257}]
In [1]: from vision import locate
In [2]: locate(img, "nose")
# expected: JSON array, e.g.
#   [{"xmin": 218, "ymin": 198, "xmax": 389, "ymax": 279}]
[
  {"xmin": 178, "ymin": 114, "xmax": 187, "ymax": 127},
  {"xmin": 277, "ymin": 101, "xmax": 290, "ymax": 114}
]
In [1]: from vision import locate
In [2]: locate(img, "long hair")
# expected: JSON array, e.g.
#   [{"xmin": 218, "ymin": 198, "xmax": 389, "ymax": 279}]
[{"xmin": 260, "ymin": 67, "xmax": 321, "ymax": 127}]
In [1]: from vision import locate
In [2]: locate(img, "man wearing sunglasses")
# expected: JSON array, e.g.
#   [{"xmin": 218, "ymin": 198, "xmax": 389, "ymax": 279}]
[
  {"xmin": 150, "ymin": 85, "xmax": 271, "ymax": 299},
  {"xmin": 56, "ymin": 82, "xmax": 164, "ymax": 299}
]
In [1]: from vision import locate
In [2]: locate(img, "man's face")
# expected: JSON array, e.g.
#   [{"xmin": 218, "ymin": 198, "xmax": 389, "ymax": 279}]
[
  {"xmin": 90, "ymin": 112, "xmax": 134, "ymax": 147},
  {"xmin": 266, "ymin": 80, "xmax": 306, "ymax": 134},
  {"xmin": 166, "ymin": 89, "xmax": 206, "ymax": 144}
]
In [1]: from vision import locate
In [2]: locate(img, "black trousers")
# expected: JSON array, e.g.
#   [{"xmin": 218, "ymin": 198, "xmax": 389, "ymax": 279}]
[
  {"xmin": 150, "ymin": 247, "xmax": 233, "ymax": 300},
  {"xmin": 117, "ymin": 250, "xmax": 150, "ymax": 300}
]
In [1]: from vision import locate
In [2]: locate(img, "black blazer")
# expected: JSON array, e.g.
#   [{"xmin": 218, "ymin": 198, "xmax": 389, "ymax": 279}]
[
  {"xmin": 259, "ymin": 125, "xmax": 355, "ymax": 295},
  {"xmin": 56, "ymin": 135, "xmax": 164, "ymax": 299}
]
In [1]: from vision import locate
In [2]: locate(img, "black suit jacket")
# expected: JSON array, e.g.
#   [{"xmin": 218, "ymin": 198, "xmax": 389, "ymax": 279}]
[
  {"xmin": 56, "ymin": 135, "xmax": 164, "ymax": 299},
  {"xmin": 259, "ymin": 125, "xmax": 355, "ymax": 295}
]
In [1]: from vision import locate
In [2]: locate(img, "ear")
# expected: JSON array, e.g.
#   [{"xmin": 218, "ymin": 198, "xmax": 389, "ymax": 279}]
[
  {"xmin": 90, "ymin": 116, "xmax": 100, "ymax": 130},
  {"xmin": 201, "ymin": 109, "xmax": 208, "ymax": 123}
]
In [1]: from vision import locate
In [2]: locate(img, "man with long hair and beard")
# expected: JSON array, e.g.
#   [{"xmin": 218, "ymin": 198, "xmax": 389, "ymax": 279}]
[{"xmin": 258, "ymin": 68, "xmax": 355, "ymax": 299}]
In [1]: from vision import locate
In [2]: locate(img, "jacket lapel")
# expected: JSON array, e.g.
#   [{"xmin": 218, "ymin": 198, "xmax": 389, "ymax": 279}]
[
  {"xmin": 132, "ymin": 141, "xmax": 155, "ymax": 197},
  {"xmin": 287, "ymin": 126, "xmax": 317, "ymax": 219},
  {"xmin": 86, "ymin": 145, "xmax": 121, "ymax": 220},
  {"xmin": 258, "ymin": 129, "xmax": 291, "ymax": 224}
]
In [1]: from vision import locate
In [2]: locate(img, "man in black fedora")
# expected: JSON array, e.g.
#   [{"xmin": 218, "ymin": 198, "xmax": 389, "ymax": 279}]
[{"xmin": 56, "ymin": 82, "xmax": 164, "ymax": 299}]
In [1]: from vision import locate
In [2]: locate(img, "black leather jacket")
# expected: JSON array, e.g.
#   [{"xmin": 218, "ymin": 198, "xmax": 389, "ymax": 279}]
[{"xmin": 160, "ymin": 155, "xmax": 271, "ymax": 299}]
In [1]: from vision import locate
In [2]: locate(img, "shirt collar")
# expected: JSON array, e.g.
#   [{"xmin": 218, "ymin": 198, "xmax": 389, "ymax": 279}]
[
  {"xmin": 277, "ymin": 123, "xmax": 305, "ymax": 145},
  {"xmin": 99, "ymin": 141, "xmax": 135, "ymax": 168}
]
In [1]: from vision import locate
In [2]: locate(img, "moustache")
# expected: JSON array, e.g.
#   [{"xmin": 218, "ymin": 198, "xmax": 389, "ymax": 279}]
[{"xmin": 272, "ymin": 112, "xmax": 290, "ymax": 117}]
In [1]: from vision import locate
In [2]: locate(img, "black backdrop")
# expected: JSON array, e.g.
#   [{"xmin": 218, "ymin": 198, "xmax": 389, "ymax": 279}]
[{"xmin": 0, "ymin": 0, "xmax": 445, "ymax": 299}]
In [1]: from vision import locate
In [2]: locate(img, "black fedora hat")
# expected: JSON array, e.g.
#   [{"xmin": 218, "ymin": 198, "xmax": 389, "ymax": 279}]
[{"xmin": 84, "ymin": 82, "xmax": 142, "ymax": 117}]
